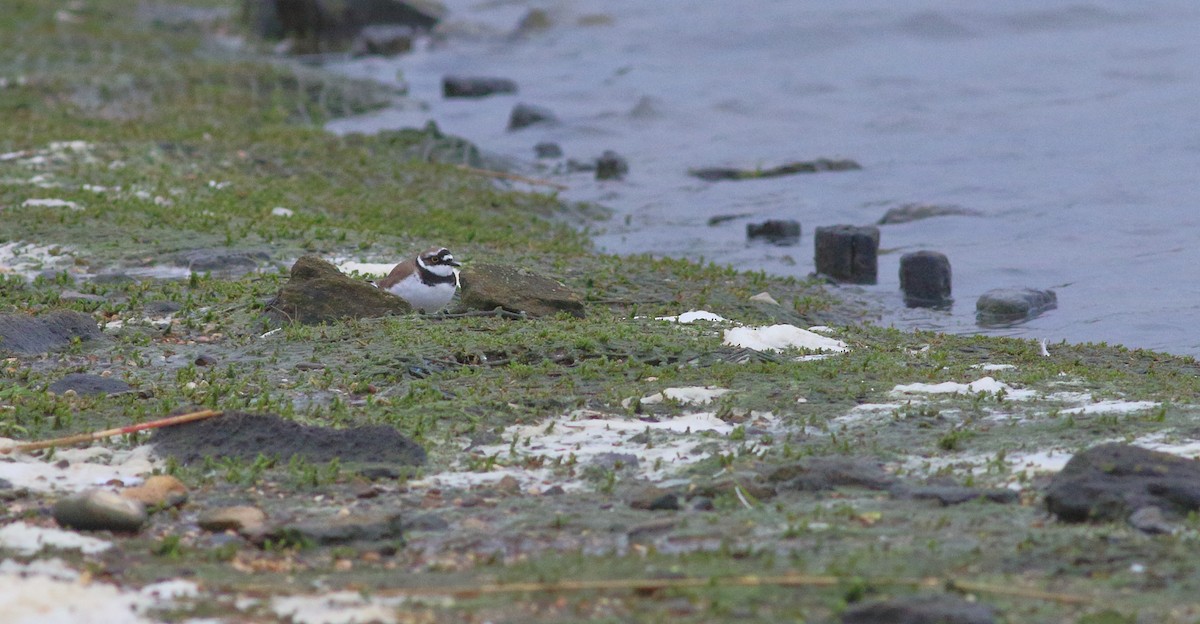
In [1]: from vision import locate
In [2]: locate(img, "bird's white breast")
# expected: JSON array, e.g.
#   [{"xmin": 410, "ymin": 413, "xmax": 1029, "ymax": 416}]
[{"xmin": 384, "ymin": 273, "xmax": 457, "ymax": 313}]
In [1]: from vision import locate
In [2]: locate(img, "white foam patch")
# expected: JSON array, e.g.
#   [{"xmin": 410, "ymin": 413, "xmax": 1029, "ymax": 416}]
[
  {"xmin": 890, "ymin": 376, "xmax": 1035, "ymax": 400},
  {"xmin": 656, "ymin": 310, "xmax": 728, "ymax": 324},
  {"xmin": 638, "ymin": 386, "xmax": 730, "ymax": 406},
  {"xmin": 0, "ymin": 558, "xmax": 196, "ymax": 624},
  {"xmin": 0, "ymin": 241, "xmax": 77, "ymax": 280},
  {"xmin": 415, "ymin": 409, "xmax": 773, "ymax": 491},
  {"xmin": 20, "ymin": 198, "xmax": 82, "ymax": 210},
  {"xmin": 1060, "ymin": 400, "xmax": 1160, "ymax": 415},
  {"xmin": 270, "ymin": 206, "xmax": 294, "ymax": 217},
  {"xmin": 0, "ymin": 444, "xmax": 159, "ymax": 493},
  {"xmin": 0, "ymin": 522, "xmax": 112, "ymax": 555},
  {"xmin": 971, "ymin": 363, "xmax": 1016, "ymax": 371},
  {"xmin": 269, "ymin": 591, "xmax": 413, "ymax": 624},
  {"xmin": 723, "ymin": 324, "xmax": 848, "ymax": 353}
]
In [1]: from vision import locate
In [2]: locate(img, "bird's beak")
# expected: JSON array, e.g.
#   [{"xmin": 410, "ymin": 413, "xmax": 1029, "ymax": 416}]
[{"xmin": 448, "ymin": 259, "xmax": 462, "ymax": 267}]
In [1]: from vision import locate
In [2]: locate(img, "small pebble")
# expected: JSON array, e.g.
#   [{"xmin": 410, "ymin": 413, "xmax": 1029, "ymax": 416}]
[
  {"xmin": 198, "ymin": 506, "xmax": 267, "ymax": 534},
  {"xmin": 121, "ymin": 475, "xmax": 188, "ymax": 509},
  {"xmin": 53, "ymin": 489, "xmax": 148, "ymax": 532}
]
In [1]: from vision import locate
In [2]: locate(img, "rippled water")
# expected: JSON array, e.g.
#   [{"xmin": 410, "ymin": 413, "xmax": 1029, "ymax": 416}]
[{"xmin": 326, "ymin": 0, "xmax": 1200, "ymax": 356}]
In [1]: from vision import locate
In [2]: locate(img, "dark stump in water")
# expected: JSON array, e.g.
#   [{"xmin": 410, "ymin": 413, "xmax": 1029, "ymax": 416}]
[
  {"xmin": 899, "ymin": 250, "xmax": 952, "ymax": 308},
  {"xmin": 443, "ymin": 75, "xmax": 518, "ymax": 98},
  {"xmin": 814, "ymin": 225, "xmax": 879, "ymax": 284},
  {"xmin": 746, "ymin": 219, "xmax": 801, "ymax": 246}
]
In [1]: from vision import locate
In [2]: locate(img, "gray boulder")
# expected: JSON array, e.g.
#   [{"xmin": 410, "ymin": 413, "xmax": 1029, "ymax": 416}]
[
  {"xmin": 48, "ymin": 373, "xmax": 132, "ymax": 397},
  {"xmin": 457, "ymin": 263, "xmax": 585, "ymax": 318},
  {"xmin": 975, "ymin": 287, "xmax": 1056, "ymax": 326},
  {"xmin": 1045, "ymin": 443, "xmax": 1200, "ymax": 523},
  {"xmin": 0, "ymin": 310, "xmax": 101, "ymax": 355},
  {"xmin": 508, "ymin": 103, "xmax": 557, "ymax": 131},
  {"xmin": 266, "ymin": 255, "xmax": 411, "ymax": 325}
]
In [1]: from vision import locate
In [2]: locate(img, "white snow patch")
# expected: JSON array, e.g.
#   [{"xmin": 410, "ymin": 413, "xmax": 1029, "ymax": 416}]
[
  {"xmin": 0, "ymin": 522, "xmax": 112, "ymax": 555},
  {"xmin": 20, "ymin": 198, "xmax": 82, "ymax": 210},
  {"xmin": 0, "ymin": 444, "xmax": 159, "ymax": 493},
  {"xmin": 749, "ymin": 291, "xmax": 778, "ymax": 305},
  {"xmin": 1060, "ymin": 400, "xmax": 1160, "ymax": 416},
  {"xmin": 638, "ymin": 386, "xmax": 730, "ymax": 406},
  {"xmin": 0, "ymin": 241, "xmax": 77, "ymax": 280},
  {"xmin": 656, "ymin": 310, "xmax": 728, "ymax": 324},
  {"xmin": 723, "ymin": 324, "xmax": 848, "ymax": 353},
  {"xmin": 971, "ymin": 363, "xmax": 1016, "ymax": 371},
  {"xmin": 0, "ymin": 561, "xmax": 194, "ymax": 624},
  {"xmin": 806, "ymin": 326, "xmax": 834, "ymax": 333},
  {"xmin": 890, "ymin": 376, "xmax": 1035, "ymax": 400},
  {"xmin": 897, "ymin": 447, "xmax": 1079, "ymax": 489},
  {"xmin": 269, "ymin": 591, "xmax": 414, "ymax": 624},
  {"xmin": 1129, "ymin": 433, "xmax": 1200, "ymax": 459},
  {"xmin": 271, "ymin": 206, "xmax": 294, "ymax": 217},
  {"xmin": 336, "ymin": 261, "xmax": 395, "ymax": 277}
]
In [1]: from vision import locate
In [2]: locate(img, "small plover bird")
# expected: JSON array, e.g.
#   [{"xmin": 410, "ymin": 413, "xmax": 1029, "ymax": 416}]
[{"xmin": 376, "ymin": 246, "xmax": 462, "ymax": 313}]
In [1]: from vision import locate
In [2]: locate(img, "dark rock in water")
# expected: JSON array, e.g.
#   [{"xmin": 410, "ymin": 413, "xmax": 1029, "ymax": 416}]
[
  {"xmin": 878, "ymin": 203, "xmax": 981, "ymax": 225},
  {"xmin": 53, "ymin": 490, "xmax": 148, "ymax": 533},
  {"xmin": 457, "ymin": 262, "xmax": 585, "ymax": 318},
  {"xmin": 534, "ymin": 142, "xmax": 562, "ymax": 159},
  {"xmin": 508, "ymin": 103, "xmax": 557, "ymax": 130},
  {"xmin": 350, "ymin": 24, "xmax": 415, "ymax": 56},
  {"xmin": 814, "ymin": 225, "xmax": 880, "ymax": 284},
  {"xmin": 891, "ymin": 484, "xmax": 1016, "ymax": 506},
  {"xmin": 251, "ymin": 0, "xmax": 444, "ymax": 52},
  {"xmin": 0, "ymin": 310, "xmax": 101, "ymax": 355},
  {"xmin": 746, "ymin": 220, "xmax": 801, "ymax": 246},
  {"xmin": 151, "ymin": 411, "xmax": 426, "ymax": 466},
  {"xmin": 48, "ymin": 373, "xmax": 132, "ymax": 397},
  {"xmin": 975, "ymin": 287, "xmax": 1056, "ymax": 326},
  {"xmin": 274, "ymin": 510, "xmax": 404, "ymax": 546},
  {"xmin": 628, "ymin": 486, "xmax": 680, "ymax": 511},
  {"xmin": 266, "ymin": 255, "xmax": 411, "ymax": 325},
  {"xmin": 1045, "ymin": 443, "xmax": 1200, "ymax": 523},
  {"xmin": 899, "ymin": 250, "xmax": 952, "ymax": 308},
  {"xmin": 842, "ymin": 594, "xmax": 996, "ymax": 624},
  {"xmin": 707, "ymin": 213, "xmax": 752, "ymax": 226},
  {"xmin": 175, "ymin": 248, "xmax": 269, "ymax": 275},
  {"xmin": 595, "ymin": 150, "xmax": 628, "ymax": 180},
  {"xmin": 766, "ymin": 457, "xmax": 895, "ymax": 491},
  {"xmin": 690, "ymin": 158, "xmax": 861, "ymax": 182},
  {"xmin": 443, "ymin": 75, "xmax": 518, "ymax": 98}
]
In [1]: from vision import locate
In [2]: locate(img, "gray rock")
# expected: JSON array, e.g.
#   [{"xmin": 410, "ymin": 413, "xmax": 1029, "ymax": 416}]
[
  {"xmin": 194, "ymin": 354, "xmax": 218, "ymax": 367},
  {"xmin": 878, "ymin": 203, "xmax": 981, "ymax": 225},
  {"xmin": 892, "ymin": 484, "xmax": 1016, "ymax": 506},
  {"xmin": 142, "ymin": 300, "xmax": 183, "ymax": 315},
  {"xmin": 814, "ymin": 225, "xmax": 880, "ymax": 285},
  {"xmin": 48, "ymin": 373, "xmax": 132, "ymax": 397},
  {"xmin": 899, "ymin": 250, "xmax": 952, "ymax": 308},
  {"xmin": 59, "ymin": 290, "xmax": 106, "ymax": 303},
  {"xmin": 175, "ymin": 248, "xmax": 268, "ymax": 275},
  {"xmin": 443, "ymin": 76, "xmax": 518, "ymax": 98},
  {"xmin": 628, "ymin": 486, "xmax": 680, "ymax": 511},
  {"xmin": 534, "ymin": 142, "xmax": 562, "ymax": 159},
  {"xmin": 457, "ymin": 262, "xmax": 585, "ymax": 318},
  {"xmin": 595, "ymin": 150, "xmax": 628, "ymax": 180},
  {"xmin": 266, "ymin": 255, "xmax": 411, "ymax": 325},
  {"xmin": 1045, "ymin": 443, "xmax": 1200, "ymax": 523},
  {"xmin": 0, "ymin": 310, "xmax": 101, "ymax": 355},
  {"xmin": 508, "ymin": 103, "xmax": 557, "ymax": 131},
  {"xmin": 842, "ymin": 594, "xmax": 996, "ymax": 624},
  {"xmin": 351, "ymin": 24, "xmax": 414, "ymax": 57},
  {"xmin": 53, "ymin": 489, "xmax": 148, "ymax": 532},
  {"xmin": 690, "ymin": 158, "xmax": 862, "ymax": 182},
  {"xmin": 198, "ymin": 506, "xmax": 268, "ymax": 534},
  {"xmin": 746, "ymin": 220, "xmax": 801, "ymax": 246},
  {"xmin": 766, "ymin": 457, "xmax": 895, "ymax": 491},
  {"xmin": 276, "ymin": 510, "xmax": 404, "ymax": 545},
  {"xmin": 975, "ymin": 287, "xmax": 1056, "ymax": 326},
  {"xmin": 1128, "ymin": 506, "xmax": 1176, "ymax": 535}
]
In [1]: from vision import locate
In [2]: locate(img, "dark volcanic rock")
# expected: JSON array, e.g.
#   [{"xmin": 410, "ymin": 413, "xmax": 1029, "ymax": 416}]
[
  {"xmin": 53, "ymin": 490, "xmax": 148, "ymax": 533},
  {"xmin": 595, "ymin": 150, "xmax": 629, "ymax": 180},
  {"xmin": 275, "ymin": 510, "xmax": 404, "ymax": 545},
  {"xmin": 766, "ymin": 457, "xmax": 895, "ymax": 491},
  {"xmin": 457, "ymin": 262, "xmax": 585, "ymax": 318},
  {"xmin": 534, "ymin": 142, "xmax": 562, "ymax": 159},
  {"xmin": 899, "ymin": 250, "xmax": 952, "ymax": 308},
  {"xmin": 892, "ymin": 484, "xmax": 1017, "ymax": 506},
  {"xmin": 1045, "ymin": 443, "xmax": 1200, "ymax": 523},
  {"xmin": 507, "ymin": 103, "xmax": 557, "ymax": 130},
  {"xmin": 689, "ymin": 158, "xmax": 861, "ymax": 182},
  {"xmin": 814, "ymin": 225, "xmax": 880, "ymax": 285},
  {"xmin": 350, "ymin": 24, "xmax": 415, "ymax": 56},
  {"xmin": 842, "ymin": 594, "xmax": 996, "ymax": 624},
  {"xmin": 443, "ymin": 76, "xmax": 518, "ymax": 98},
  {"xmin": 878, "ymin": 203, "xmax": 981, "ymax": 225},
  {"xmin": 0, "ymin": 310, "xmax": 101, "ymax": 355},
  {"xmin": 48, "ymin": 373, "xmax": 132, "ymax": 397},
  {"xmin": 266, "ymin": 255, "xmax": 411, "ymax": 325},
  {"xmin": 151, "ymin": 411, "xmax": 426, "ymax": 466},
  {"xmin": 975, "ymin": 287, "xmax": 1056, "ymax": 326},
  {"xmin": 746, "ymin": 219, "xmax": 801, "ymax": 246}
]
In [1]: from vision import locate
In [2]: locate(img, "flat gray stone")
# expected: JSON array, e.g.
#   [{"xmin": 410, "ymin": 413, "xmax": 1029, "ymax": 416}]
[
  {"xmin": 976, "ymin": 287, "xmax": 1056, "ymax": 326},
  {"xmin": 276, "ymin": 511, "xmax": 404, "ymax": 545},
  {"xmin": 48, "ymin": 373, "xmax": 132, "ymax": 396},
  {"xmin": 53, "ymin": 490, "xmax": 147, "ymax": 533},
  {"xmin": 266, "ymin": 255, "xmax": 411, "ymax": 325},
  {"xmin": 457, "ymin": 262, "xmax": 585, "ymax": 318},
  {"xmin": 0, "ymin": 310, "xmax": 101, "ymax": 355},
  {"xmin": 1045, "ymin": 443, "xmax": 1200, "ymax": 523}
]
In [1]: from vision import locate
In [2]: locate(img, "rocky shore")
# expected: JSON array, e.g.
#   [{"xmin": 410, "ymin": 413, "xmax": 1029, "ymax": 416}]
[{"xmin": 2, "ymin": 3, "xmax": 1200, "ymax": 623}]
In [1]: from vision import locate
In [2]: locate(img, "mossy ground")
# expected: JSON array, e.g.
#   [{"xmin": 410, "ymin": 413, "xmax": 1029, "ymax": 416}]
[{"xmin": 3, "ymin": 2, "xmax": 1200, "ymax": 623}]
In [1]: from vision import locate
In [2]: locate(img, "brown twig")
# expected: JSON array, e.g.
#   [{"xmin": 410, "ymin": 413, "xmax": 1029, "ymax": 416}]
[
  {"xmin": 456, "ymin": 165, "xmax": 569, "ymax": 190},
  {"xmin": 0, "ymin": 409, "xmax": 223, "ymax": 454}
]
